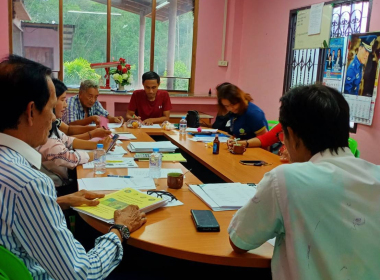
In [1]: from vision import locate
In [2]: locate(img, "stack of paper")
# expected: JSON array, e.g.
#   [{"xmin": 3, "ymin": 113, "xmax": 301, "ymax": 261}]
[
  {"xmin": 186, "ymin": 128, "xmax": 218, "ymax": 133},
  {"xmin": 73, "ymin": 188, "xmax": 168, "ymax": 223},
  {"xmin": 77, "ymin": 177, "xmax": 156, "ymax": 191},
  {"xmin": 127, "ymin": 141, "xmax": 177, "ymax": 152},
  {"xmin": 188, "ymin": 183, "xmax": 257, "ymax": 211},
  {"xmin": 107, "ymin": 146, "xmax": 128, "ymax": 156}
]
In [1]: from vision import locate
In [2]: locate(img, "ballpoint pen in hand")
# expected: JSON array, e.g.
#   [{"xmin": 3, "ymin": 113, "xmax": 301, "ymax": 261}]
[{"xmin": 107, "ymin": 175, "xmax": 133, "ymax": 178}]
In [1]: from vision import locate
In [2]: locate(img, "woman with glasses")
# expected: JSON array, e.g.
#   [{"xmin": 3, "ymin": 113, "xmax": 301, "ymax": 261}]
[{"xmin": 216, "ymin": 83, "xmax": 268, "ymax": 140}]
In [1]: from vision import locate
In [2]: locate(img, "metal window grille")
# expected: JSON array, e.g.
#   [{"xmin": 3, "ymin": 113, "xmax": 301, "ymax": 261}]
[{"xmin": 283, "ymin": 0, "xmax": 372, "ymax": 132}]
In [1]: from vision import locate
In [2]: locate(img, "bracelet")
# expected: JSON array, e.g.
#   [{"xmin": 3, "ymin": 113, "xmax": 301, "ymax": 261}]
[
  {"xmin": 88, "ymin": 131, "xmax": 92, "ymax": 139},
  {"xmin": 246, "ymin": 140, "xmax": 249, "ymax": 148}
]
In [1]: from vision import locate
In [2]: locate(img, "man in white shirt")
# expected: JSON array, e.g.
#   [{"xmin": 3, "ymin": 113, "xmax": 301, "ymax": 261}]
[
  {"xmin": 228, "ymin": 84, "xmax": 380, "ymax": 280},
  {"xmin": 0, "ymin": 55, "xmax": 147, "ymax": 279}
]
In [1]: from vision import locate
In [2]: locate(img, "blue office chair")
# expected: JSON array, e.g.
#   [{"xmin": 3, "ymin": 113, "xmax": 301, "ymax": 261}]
[{"xmin": 0, "ymin": 246, "xmax": 32, "ymax": 280}]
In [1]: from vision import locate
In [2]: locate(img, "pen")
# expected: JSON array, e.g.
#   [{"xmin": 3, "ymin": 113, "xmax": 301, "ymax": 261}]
[
  {"xmin": 102, "ymin": 126, "xmax": 107, "ymax": 130},
  {"xmin": 107, "ymin": 175, "xmax": 133, "ymax": 178}
]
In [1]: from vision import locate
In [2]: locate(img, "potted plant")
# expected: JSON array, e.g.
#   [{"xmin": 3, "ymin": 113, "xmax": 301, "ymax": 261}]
[{"xmin": 109, "ymin": 57, "xmax": 132, "ymax": 91}]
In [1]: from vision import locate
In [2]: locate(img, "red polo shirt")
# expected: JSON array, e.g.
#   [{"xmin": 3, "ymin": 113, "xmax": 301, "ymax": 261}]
[{"xmin": 128, "ymin": 89, "xmax": 172, "ymax": 121}]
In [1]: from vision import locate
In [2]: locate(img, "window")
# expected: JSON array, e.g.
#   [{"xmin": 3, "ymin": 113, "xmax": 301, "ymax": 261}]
[
  {"xmin": 10, "ymin": 0, "xmax": 197, "ymax": 92},
  {"xmin": 283, "ymin": 0, "xmax": 372, "ymax": 133}
]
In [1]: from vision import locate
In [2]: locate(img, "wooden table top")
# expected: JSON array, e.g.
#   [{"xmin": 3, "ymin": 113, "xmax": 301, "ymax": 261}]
[{"xmin": 77, "ymin": 127, "xmax": 281, "ymax": 268}]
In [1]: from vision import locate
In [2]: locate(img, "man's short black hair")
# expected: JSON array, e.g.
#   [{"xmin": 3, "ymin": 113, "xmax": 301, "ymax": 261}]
[
  {"xmin": 52, "ymin": 78, "xmax": 68, "ymax": 97},
  {"xmin": 279, "ymin": 84, "xmax": 349, "ymax": 155},
  {"xmin": 142, "ymin": 71, "xmax": 160, "ymax": 84},
  {"xmin": 0, "ymin": 55, "xmax": 52, "ymax": 132}
]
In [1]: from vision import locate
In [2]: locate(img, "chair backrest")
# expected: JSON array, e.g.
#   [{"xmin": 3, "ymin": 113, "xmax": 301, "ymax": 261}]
[
  {"xmin": 0, "ymin": 246, "xmax": 32, "ymax": 280},
  {"xmin": 348, "ymin": 137, "xmax": 358, "ymax": 156},
  {"xmin": 267, "ymin": 120, "xmax": 279, "ymax": 130}
]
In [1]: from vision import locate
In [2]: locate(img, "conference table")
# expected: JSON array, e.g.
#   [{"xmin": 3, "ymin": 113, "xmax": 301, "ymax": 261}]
[{"xmin": 77, "ymin": 126, "xmax": 282, "ymax": 268}]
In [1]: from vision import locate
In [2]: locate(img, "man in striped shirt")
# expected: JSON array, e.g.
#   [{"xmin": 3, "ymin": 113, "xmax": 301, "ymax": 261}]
[
  {"xmin": 62, "ymin": 79, "xmax": 124, "ymax": 126},
  {"xmin": 0, "ymin": 55, "xmax": 146, "ymax": 279}
]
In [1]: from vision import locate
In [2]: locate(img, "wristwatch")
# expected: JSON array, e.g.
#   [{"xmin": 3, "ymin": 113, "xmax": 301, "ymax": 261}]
[{"xmin": 109, "ymin": 224, "xmax": 130, "ymax": 240}]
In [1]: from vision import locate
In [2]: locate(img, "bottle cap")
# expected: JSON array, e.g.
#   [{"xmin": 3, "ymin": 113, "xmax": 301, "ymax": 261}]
[
  {"xmin": 182, "ymin": 116, "xmax": 185, "ymax": 119},
  {"xmin": 153, "ymin": 148, "xmax": 159, "ymax": 152},
  {"xmin": 97, "ymin": 144, "xmax": 104, "ymax": 149}
]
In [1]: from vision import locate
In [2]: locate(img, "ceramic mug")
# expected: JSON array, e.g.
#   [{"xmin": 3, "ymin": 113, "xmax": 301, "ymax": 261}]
[
  {"xmin": 232, "ymin": 144, "xmax": 246, "ymax": 155},
  {"xmin": 167, "ymin": 172, "xmax": 184, "ymax": 189}
]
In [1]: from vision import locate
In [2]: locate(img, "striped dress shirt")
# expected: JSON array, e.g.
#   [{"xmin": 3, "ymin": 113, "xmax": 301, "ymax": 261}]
[
  {"xmin": 0, "ymin": 133, "xmax": 123, "ymax": 280},
  {"xmin": 62, "ymin": 94, "xmax": 108, "ymax": 124}
]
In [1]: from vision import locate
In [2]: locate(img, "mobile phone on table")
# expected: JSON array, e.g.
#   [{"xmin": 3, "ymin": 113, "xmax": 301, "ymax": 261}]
[
  {"xmin": 190, "ymin": 209, "xmax": 220, "ymax": 232},
  {"xmin": 239, "ymin": 160, "xmax": 268, "ymax": 166},
  {"xmin": 106, "ymin": 134, "xmax": 120, "ymax": 153}
]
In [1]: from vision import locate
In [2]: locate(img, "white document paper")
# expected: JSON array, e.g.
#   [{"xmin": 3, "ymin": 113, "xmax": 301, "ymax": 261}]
[
  {"xmin": 186, "ymin": 128, "xmax": 218, "ymax": 133},
  {"xmin": 308, "ymin": 2, "xmax": 324, "ymax": 35},
  {"xmin": 141, "ymin": 191, "xmax": 184, "ymax": 207},
  {"xmin": 82, "ymin": 157, "xmax": 138, "ymax": 169},
  {"xmin": 190, "ymin": 137, "xmax": 229, "ymax": 143},
  {"xmin": 127, "ymin": 141, "xmax": 177, "ymax": 152},
  {"xmin": 78, "ymin": 177, "xmax": 156, "ymax": 191},
  {"xmin": 107, "ymin": 145, "xmax": 128, "ymax": 155},
  {"xmin": 107, "ymin": 122, "xmax": 123, "ymax": 129},
  {"xmin": 141, "ymin": 124, "xmax": 161, "ymax": 129},
  {"xmin": 128, "ymin": 168, "xmax": 183, "ymax": 179}
]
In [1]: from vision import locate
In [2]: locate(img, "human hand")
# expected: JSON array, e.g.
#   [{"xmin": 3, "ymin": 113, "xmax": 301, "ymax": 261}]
[
  {"xmin": 57, "ymin": 190, "xmax": 105, "ymax": 210},
  {"xmin": 109, "ymin": 116, "xmax": 124, "ymax": 123},
  {"xmin": 114, "ymin": 205, "xmax": 147, "ymax": 233},
  {"xmin": 142, "ymin": 119, "xmax": 153, "ymax": 126},
  {"xmin": 91, "ymin": 115, "xmax": 101, "ymax": 126},
  {"xmin": 99, "ymin": 135, "xmax": 114, "ymax": 151},
  {"xmin": 92, "ymin": 127, "xmax": 112, "ymax": 138},
  {"xmin": 227, "ymin": 138, "xmax": 235, "ymax": 150}
]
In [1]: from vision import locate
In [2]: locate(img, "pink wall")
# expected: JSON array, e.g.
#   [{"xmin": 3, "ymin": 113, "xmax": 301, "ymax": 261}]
[
  {"xmin": 0, "ymin": 1, "xmax": 9, "ymax": 59},
  {"xmin": 194, "ymin": 0, "xmax": 244, "ymax": 94}
]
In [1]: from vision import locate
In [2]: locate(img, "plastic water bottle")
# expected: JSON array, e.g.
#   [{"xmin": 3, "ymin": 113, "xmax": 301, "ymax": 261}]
[
  {"xmin": 149, "ymin": 148, "xmax": 162, "ymax": 178},
  {"xmin": 179, "ymin": 116, "xmax": 187, "ymax": 135},
  {"xmin": 94, "ymin": 144, "xmax": 106, "ymax": 175}
]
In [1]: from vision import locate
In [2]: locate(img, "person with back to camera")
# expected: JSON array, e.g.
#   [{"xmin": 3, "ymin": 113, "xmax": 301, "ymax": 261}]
[
  {"xmin": 228, "ymin": 84, "xmax": 380, "ymax": 280},
  {"xmin": 0, "ymin": 55, "xmax": 146, "ymax": 280},
  {"xmin": 126, "ymin": 71, "xmax": 172, "ymax": 125},
  {"xmin": 216, "ymin": 82, "xmax": 268, "ymax": 140}
]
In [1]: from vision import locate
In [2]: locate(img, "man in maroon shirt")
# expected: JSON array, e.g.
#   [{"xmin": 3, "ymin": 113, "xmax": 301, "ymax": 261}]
[{"xmin": 126, "ymin": 71, "xmax": 172, "ymax": 125}]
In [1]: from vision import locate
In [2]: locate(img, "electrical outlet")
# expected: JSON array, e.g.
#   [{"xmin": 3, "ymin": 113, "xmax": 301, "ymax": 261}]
[{"xmin": 218, "ymin": 60, "xmax": 228, "ymax": 67}]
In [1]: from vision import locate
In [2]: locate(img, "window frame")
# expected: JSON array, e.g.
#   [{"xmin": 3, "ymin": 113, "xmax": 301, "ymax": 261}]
[
  {"xmin": 282, "ymin": 0, "xmax": 373, "ymax": 133},
  {"xmin": 8, "ymin": 0, "xmax": 198, "ymax": 93}
]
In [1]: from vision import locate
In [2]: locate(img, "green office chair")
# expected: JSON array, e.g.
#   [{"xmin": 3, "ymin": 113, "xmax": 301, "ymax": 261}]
[
  {"xmin": 267, "ymin": 120, "xmax": 279, "ymax": 130},
  {"xmin": 348, "ymin": 137, "xmax": 360, "ymax": 158},
  {"xmin": 0, "ymin": 246, "xmax": 32, "ymax": 280}
]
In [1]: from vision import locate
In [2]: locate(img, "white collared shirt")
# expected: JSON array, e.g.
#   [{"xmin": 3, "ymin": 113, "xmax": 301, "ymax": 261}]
[
  {"xmin": 0, "ymin": 133, "xmax": 123, "ymax": 280},
  {"xmin": 228, "ymin": 148, "xmax": 380, "ymax": 280}
]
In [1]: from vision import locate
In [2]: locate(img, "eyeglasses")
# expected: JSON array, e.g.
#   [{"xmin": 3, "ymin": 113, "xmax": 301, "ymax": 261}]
[
  {"xmin": 147, "ymin": 190, "xmax": 178, "ymax": 202},
  {"xmin": 276, "ymin": 131, "xmax": 284, "ymax": 143}
]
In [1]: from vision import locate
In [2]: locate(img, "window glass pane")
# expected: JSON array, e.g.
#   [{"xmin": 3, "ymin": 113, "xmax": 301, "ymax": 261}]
[
  {"xmin": 13, "ymin": 0, "xmax": 60, "ymax": 76},
  {"xmin": 63, "ymin": 0, "xmax": 107, "ymax": 88},
  {"xmin": 153, "ymin": 0, "xmax": 194, "ymax": 92},
  {"xmin": 110, "ymin": 1, "xmax": 152, "ymax": 91}
]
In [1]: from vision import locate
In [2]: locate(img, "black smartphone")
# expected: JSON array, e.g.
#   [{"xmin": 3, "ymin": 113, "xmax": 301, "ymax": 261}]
[
  {"xmin": 239, "ymin": 160, "xmax": 268, "ymax": 166},
  {"xmin": 190, "ymin": 209, "xmax": 220, "ymax": 232},
  {"xmin": 106, "ymin": 134, "xmax": 120, "ymax": 153}
]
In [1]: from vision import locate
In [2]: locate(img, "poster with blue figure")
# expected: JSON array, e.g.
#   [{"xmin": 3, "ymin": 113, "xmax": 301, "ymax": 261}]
[
  {"xmin": 343, "ymin": 33, "xmax": 380, "ymax": 97},
  {"xmin": 324, "ymin": 37, "xmax": 345, "ymax": 80}
]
